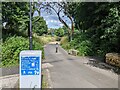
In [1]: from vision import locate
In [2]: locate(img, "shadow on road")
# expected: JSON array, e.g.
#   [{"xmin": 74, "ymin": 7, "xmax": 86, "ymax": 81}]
[
  {"xmin": 84, "ymin": 56, "xmax": 120, "ymax": 75},
  {"xmin": 43, "ymin": 59, "xmax": 63, "ymax": 64}
]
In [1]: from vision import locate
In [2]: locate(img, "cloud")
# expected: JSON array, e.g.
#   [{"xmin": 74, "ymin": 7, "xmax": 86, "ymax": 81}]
[
  {"xmin": 51, "ymin": 20, "xmax": 54, "ymax": 22},
  {"xmin": 40, "ymin": 6, "xmax": 71, "ymax": 29},
  {"xmin": 46, "ymin": 21, "xmax": 49, "ymax": 24},
  {"xmin": 60, "ymin": 23, "xmax": 63, "ymax": 27}
]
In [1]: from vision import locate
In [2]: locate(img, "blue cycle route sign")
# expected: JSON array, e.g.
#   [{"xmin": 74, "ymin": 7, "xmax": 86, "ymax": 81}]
[
  {"xmin": 21, "ymin": 56, "xmax": 40, "ymax": 75},
  {"xmin": 20, "ymin": 50, "xmax": 42, "ymax": 88}
]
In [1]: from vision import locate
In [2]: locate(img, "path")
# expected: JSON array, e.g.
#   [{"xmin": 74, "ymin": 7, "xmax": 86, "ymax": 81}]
[{"xmin": 44, "ymin": 43, "xmax": 118, "ymax": 88}]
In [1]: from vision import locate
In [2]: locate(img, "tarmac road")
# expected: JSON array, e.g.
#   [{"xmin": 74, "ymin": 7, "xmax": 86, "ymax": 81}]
[
  {"xmin": 44, "ymin": 43, "xmax": 118, "ymax": 88},
  {"xmin": 0, "ymin": 66, "xmax": 19, "ymax": 77}
]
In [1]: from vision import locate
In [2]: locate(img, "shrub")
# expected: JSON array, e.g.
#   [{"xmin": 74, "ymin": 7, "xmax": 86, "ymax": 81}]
[
  {"xmin": 77, "ymin": 40, "xmax": 93, "ymax": 56},
  {"xmin": 62, "ymin": 43, "xmax": 71, "ymax": 50},
  {"xmin": 60, "ymin": 36, "xmax": 68, "ymax": 45},
  {"xmin": 54, "ymin": 28, "xmax": 65, "ymax": 37},
  {"xmin": 60, "ymin": 32, "xmax": 95, "ymax": 56},
  {"xmin": 60, "ymin": 36, "xmax": 71, "ymax": 50},
  {"xmin": 33, "ymin": 39, "xmax": 45, "ymax": 59},
  {"xmin": 2, "ymin": 36, "xmax": 44, "ymax": 67},
  {"xmin": 33, "ymin": 34, "xmax": 57, "ymax": 44},
  {"xmin": 2, "ymin": 36, "xmax": 29, "ymax": 67}
]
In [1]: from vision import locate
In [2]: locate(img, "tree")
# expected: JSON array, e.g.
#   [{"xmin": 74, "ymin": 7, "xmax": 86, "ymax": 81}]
[
  {"xmin": 65, "ymin": 2, "xmax": 120, "ymax": 56},
  {"xmin": 32, "ymin": 16, "xmax": 48, "ymax": 36},
  {"xmin": 38, "ymin": 2, "xmax": 74, "ymax": 41},
  {"xmin": 100, "ymin": 3, "xmax": 120, "ymax": 53},
  {"xmin": 2, "ymin": 2, "xmax": 29, "ymax": 37},
  {"xmin": 54, "ymin": 28, "xmax": 64, "ymax": 37}
]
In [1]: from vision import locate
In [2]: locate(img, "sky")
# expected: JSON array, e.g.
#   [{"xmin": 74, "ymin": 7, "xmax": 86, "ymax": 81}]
[{"xmin": 33, "ymin": 6, "xmax": 71, "ymax": 29}]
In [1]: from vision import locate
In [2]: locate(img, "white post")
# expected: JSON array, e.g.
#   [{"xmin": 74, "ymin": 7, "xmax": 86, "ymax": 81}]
[{"xmin": 20, "ymin": 50, "xmax": 42, "ymax": 89}]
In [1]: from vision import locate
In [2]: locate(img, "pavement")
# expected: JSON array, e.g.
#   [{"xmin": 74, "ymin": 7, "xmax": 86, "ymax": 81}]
[
  {"xmin": 44, "ymin": 43, "xmax": 119, "ymax": 88},
  {"xmin": 0, "ymin": 66, "xmax": 19, "ymax": 89},
  {"xmin": 0, "ymin": 74, "xmax": 19, "ymax": 89}
]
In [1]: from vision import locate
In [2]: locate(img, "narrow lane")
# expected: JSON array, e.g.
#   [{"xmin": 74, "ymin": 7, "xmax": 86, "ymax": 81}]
[{"xmin": 44, "ymin": 44, "xmax": 118, "ymax": 88}]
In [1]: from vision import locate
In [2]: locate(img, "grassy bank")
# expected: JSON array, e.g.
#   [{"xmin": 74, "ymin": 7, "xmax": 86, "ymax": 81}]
[
  {"xmin": 60, "ymin": 36, "xmax": 101, "ymax": 57},
  {"xmin": 0, "ymin": 35, "xmax": 44, "ymax": 67},
  {"xmin": 33, "ymin": 34, "xmax": 57, "ymax": 45}
]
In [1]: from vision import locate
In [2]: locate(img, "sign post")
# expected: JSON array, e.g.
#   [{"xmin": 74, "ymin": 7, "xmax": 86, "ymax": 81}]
[{"xmin": 20, "ymin": 50, "xmax": 42, "ymax": 89}]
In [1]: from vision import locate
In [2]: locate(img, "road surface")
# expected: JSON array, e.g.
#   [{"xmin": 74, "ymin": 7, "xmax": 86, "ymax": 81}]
[
  {"xmin": 0, "ymin": 66, "xmax": 19, "ymax": 77},
  {"xmin": 44, "ymin": 43, "xmax": 118, "ymax": 88},
  {"xmin": 0, "ymin": 66, "xmax": 19, "ymax": 89}
]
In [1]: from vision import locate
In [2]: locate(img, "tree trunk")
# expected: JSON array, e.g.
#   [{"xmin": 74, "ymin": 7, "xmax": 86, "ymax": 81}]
[
  {"xmin": 71, "ymin": 20, "xmax": 74, "ymax": 41},
  {"xmin": 68, "ymin": 28, "xmax": 72, "ymax": 42}
]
